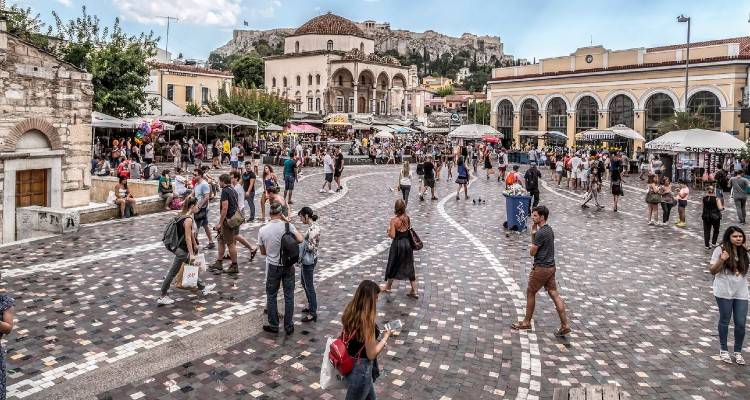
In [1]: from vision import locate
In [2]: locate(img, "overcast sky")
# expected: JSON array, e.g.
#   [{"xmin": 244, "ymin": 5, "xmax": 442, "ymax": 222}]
[{"xmin": 18, "ymin": 0, "xmax": 750, "ymax": 61}]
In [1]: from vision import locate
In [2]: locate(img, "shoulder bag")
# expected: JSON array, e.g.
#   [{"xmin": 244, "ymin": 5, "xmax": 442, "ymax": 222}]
[{"xmin": 646, "ymin": 188, "xmax": 662, "ymax": 204}]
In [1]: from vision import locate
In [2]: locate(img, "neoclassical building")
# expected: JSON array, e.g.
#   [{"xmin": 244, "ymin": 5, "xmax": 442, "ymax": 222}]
[
  {"xmin": 263, "ymin": 13, "xmax": 417, "ymax": 116},
  {"xmin": 488, "ymin": 36, "xmax": 750, "ymax": 146}
]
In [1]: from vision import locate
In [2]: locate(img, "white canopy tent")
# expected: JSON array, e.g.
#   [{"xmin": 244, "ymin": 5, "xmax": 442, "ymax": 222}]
[
  {"xmin": 579, "ymin": 124, "xmax": 645, "ymax": 141},
  {"xmin": 373, "ymin": 130, "xmax": 395, "ymax": 139},
  {"xmin": 447, "ymin": 124, "xmax": 500, "ymax": 140},
  {"xmin": 645, "ymin": 129, "xmax": 746, "ymax": 154},
  {"xmin": 519, "ymin": 130, "xmax": 567, "ymax": 140},
  {"xmin": 92, "ymin": 112, "xmax": 135, "ymax": 129}
]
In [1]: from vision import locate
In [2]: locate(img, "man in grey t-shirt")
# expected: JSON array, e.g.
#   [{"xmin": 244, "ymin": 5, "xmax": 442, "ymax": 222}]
[
  {"xmin": 730, "ymin": 170, "xmax": 749, "ymax": 223},
  {"xmin": 511, "ymin": 205, "xmax": 571, "ymax": 337},
  {"xmin": 258, "ymin": 201, "xmax": 302, "ymax": 335}
]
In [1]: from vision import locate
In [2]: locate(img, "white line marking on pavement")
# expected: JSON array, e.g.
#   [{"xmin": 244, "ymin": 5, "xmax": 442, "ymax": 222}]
[
  {"xmin": 436, "ymin": 176, "xmax": 541, "ymax": 400},
  {"xmin": 6, "ymin": 240, "xmax": 392, "ymax": 399},
  {"xmin": 1, "ymin": 172, "xmax": 390, "ymax": 279}
]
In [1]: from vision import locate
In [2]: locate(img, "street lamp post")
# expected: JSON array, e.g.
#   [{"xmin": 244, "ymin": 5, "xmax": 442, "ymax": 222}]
[{"xmin": 677, "ymin": 15, "xmax": 691, "ymax": 110}]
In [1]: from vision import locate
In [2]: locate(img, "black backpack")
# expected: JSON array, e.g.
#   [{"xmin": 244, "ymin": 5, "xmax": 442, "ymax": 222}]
[
  {"xmin": 279, "ymin": 223, "xmax": 300, "ymax": 267},
  {"xmin": 162, "ymin": 216, "xmax": 187, "ymax": 254},
  {"xmin": 526, "ymin": 170, "xmax": 539, "ymax": 190}
]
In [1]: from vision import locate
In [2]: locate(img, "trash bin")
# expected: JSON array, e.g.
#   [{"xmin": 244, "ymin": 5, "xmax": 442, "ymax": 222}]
[{"xmin": 503, "ymin": 194, "xmax": 532, "ymax": 231}]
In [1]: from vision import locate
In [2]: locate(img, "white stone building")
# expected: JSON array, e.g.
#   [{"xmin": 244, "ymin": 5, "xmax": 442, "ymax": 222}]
[{"xmin": 263, "ymin": 13, "xmax": 418, "ymax": 116}]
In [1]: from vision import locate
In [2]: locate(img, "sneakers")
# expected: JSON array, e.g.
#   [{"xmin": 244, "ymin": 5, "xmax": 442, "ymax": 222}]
[
  {"xmin": 720, "ymin": 350, "xmax": 733, "ymax": 364},
  {"xmin": 735, "ymin": 352, "xmax": 746, "ymax": 365},
  {"xmin": 319, "ymin": 189, "xmax": 325, "ymax": 193},
  {"xmin": 205, "ymin": 242, "xmax": 216, "ymax": 250},
  {"xmin": 226, "ymin": 263, "xmax": 239, "ymax": 274},
  {"xmin": 157, "ymin": 296, "xmax": 175, "ymax": 305},
  {"xmin": 676, "ymin": 222, "xmax": 687, "ymax": 228},
  {"xmin": 202, "ymin": 283, "xmax": 217, "ymax": 295},
  {"xmin": 647, "ymin": 220, "xmax": 655, "ymax": 226},
  {"xmin": 208, "ymin": 261, "xmax": 223, "ymax": 272},
  {"xmin": 328, "ymin": 190, "xmax": 335, "ymax": 194}
]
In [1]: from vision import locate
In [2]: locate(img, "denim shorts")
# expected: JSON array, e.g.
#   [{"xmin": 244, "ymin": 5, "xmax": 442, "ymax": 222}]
[{"xmin": 284, "ymin": 174, "xmax": 295, "ymax": 190}]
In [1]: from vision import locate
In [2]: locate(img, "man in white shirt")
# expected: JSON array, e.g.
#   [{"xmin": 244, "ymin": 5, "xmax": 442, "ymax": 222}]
[
  {"xmin": 230, "ymin": 143, "xmax": 241, "ymax": 170},
  {"xmin": 570, "ymin": 153, "xmax": 582, "ymax": 190},
  {"xmin": 144, "ymin": 142, "xmax": 155, "ymax": 164},
  {"xmin": 320, "ymin": 148, "xmax": 334, "ymax": 193}
]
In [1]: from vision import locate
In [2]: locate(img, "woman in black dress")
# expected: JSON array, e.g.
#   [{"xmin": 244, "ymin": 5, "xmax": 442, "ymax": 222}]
[
  {"xmin": 483, "ymin": 147, "xmax": 493, "ymax": 179},
  {"xmin": 383, "ymin": 199, "xmax": 417, "ymax": 298}
]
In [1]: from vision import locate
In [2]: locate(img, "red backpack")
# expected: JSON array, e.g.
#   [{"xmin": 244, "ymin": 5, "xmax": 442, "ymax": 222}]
[{"xmin": 329, "ymin": 330, "xmax": 364, "ymax": 375}]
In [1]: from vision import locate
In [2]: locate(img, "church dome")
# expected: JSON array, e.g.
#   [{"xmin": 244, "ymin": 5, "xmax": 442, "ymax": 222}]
[{"xmin": 293, "ymin": 13, "xmax": 366, "ymax": 37}]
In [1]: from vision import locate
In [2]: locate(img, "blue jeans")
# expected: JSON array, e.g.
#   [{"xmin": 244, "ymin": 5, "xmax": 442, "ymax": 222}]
[
  {"xmin": 716, "ymin": 296, "xmax": 748, "ymax": 352},
  {"xmin": 345, "ymin": 358, "xmax": 376, "ymax": 400},
  {"xmin": 266, "ymin": 264, "xmax": 295, "ymax": 330},
  {"xmin": 246, "ymin": 191, "xmax": 255, "ymax": 220},
  {"xmin": 300, "ymin": 262, "xmax": 317, "ymax": 316},
  {"xmin": 161, "ymin": 248, "xmax": 205, "ymax": 296}
]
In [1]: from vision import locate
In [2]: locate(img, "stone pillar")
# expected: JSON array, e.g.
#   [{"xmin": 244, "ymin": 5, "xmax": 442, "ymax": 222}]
[
  {"xmin": 512, "ymin": 111, "xmax": 521, "ymax": 148},
  {"xmin": 567, "ymin": 110, "xmax": 576, "ymax": 148},
  {"xmin": 598, "ymin": 110, "xmax": 609, "ymax": 129},
  {"xmin": 386, "ymin": 88, "xmax": 392, "ymax": 116},
  {"xmin": 353, "ymin": 85, "xmax": 359, "ymax": 114},
  {"xmin": 371, "ymin": 88, "xmax": 376, "ymax": 114}
]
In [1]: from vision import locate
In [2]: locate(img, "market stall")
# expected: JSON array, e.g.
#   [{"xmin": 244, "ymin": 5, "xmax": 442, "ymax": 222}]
[
  {"xmin": 518, "ymin": 130, "xmax": 567, "ymax": 148},
  {"xmin": 645, "ymin": 128, "xmax": 746, "ymax": 185},
  {"xmin": 576, "ymin": 124, "xmax": 644, "ymax": 157}
]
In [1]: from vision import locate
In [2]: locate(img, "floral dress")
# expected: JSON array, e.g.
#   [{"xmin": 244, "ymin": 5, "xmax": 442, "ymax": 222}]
[{"xmin": 0, "ymin": 294, "xmax": 15, "ymax": 400}]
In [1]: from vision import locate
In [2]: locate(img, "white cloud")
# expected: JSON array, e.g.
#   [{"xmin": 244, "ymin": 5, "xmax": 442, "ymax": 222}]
[
  {"xmin": 245, "ymin": 0, "xmax": 281, "ymax": 19},
  {"xmin": 114, "ymin": 0, "xmax": 243, "ymax": 26},
  {"xmin": 56, "ymin": 0, "xmax": 73, "ymax": 6}
]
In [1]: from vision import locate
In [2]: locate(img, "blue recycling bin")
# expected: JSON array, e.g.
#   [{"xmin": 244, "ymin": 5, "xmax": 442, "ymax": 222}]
[{"xmin": 504, "ymin": 195, "xmax": 532, "ymax": 231}]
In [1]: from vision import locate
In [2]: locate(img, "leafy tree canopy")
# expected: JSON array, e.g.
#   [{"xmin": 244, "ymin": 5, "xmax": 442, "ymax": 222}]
[
  {"xmin": 205, "ymin": 86, "xmax": 291, "ymax": 126},
  {"xmin": 230, "ymin": 54, "xmax": 264, "ymax": 88}
]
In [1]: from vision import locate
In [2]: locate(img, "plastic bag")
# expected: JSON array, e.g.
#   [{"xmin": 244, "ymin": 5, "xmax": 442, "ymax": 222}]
[
  {"xmin": 320, "ymin": 337, "xmax": 347, "ymax": 390},
  {"xmin": 193, "ymin": 253, "xmax": 207, "ymax": 273},
  {"xmin": 106, "ymin": 191, "xmax": 116, "ymax": 205},
  {"xmin": 180, "ymin": 263, "xmax": 199, "ymax": 288}
]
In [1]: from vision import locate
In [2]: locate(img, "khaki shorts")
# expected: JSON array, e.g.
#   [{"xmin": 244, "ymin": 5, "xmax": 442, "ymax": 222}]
[
  {"xmin": 220, "ymin": 224, "xmax": 239, "ymax": 245},
  {"xmin": 527, "ymin": 265, "xmax": 557, "ymax": 294}
]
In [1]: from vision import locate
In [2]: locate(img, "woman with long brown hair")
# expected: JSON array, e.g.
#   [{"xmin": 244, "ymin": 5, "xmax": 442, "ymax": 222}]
[
  {"xmin": 341, "ymin": 280, "xmax": 392, "ymax": 399},
  {"xmin": 709, "ymin": 226, "xmax": 749, "ymax": 365},
  {"xmin": 383, "ymin": 199, "xmax": 417, "ymax": 298}
]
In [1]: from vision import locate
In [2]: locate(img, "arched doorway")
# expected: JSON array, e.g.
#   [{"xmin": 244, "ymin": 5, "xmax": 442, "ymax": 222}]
[
  {"xmin": 520, "ymin": 99, "xmax": 539, "ymax": 131},
  {"xmin": 496, "ymin": 100, "xmax": 513, "ymax": 147},
  {"xmin": 575, "ymin": 96, "xmax": 598, "ymax": 132},
  {"xmin": 608, "ymin": 94, "xmax": 634, "ymax": 128},
  {"xmin": 644, "ymin": 93, "xmax": 675, "ymax": 140},
  {"xmin": 546, "ymin": 97, "xmax": 567, "ymax": 134}
]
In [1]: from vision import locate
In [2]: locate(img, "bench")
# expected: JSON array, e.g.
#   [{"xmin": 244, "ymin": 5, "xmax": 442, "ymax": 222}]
[
  {"xmin": 74, "ymin": 195, "xmax": 167, "ymax": 225},
  {"xmin": 553, "ymin": 384, "xmax": 628, "ymax": 400}
]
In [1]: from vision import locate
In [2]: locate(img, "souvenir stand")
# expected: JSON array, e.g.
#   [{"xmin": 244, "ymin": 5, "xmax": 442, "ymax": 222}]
[
  {"xmin": 576, "ymin": 124, "xmax": 644, "ymax": 158},
  {"xmin": 645, "ymin": 128, "xmax": 745, "ymax": 186}
]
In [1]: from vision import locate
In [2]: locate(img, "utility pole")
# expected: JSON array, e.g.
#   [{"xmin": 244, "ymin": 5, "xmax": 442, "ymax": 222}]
[
  {"xmin": 157, "ymin": 16, "xmax": 178, "ymax": 115},
  {"xmin": 677, "ymin": 15, "xmax": 691, "ymax": 110}
]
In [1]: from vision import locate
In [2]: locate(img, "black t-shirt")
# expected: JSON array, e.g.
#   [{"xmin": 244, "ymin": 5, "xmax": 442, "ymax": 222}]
[
  {"xmin": 533, "ymin": 225, "xmax": 555, "ymax": 267},
  {"xmin": 345, "ymin": 326, "xmax": 380, "ymax": 358},
  {"xmin": 335, "ymin": 153, "xmax": 344, "ymax": 170},
  {"xmin": 176, "ymin": 216, "xmax": 191, "ymax": 251},
  {"xmin": 524, "ymin": 168, "xmax": 541, "ymax": 191},
  {"xmin": 181, "ymin": 143, "xmax": 190, "ymax": 156},
  {"xmin": 423, "ymin": 162, "xmax": 435, "ymax": 179},
  {"xmin": 220, "ymin": 186, "xmax": 238, "ymax": 217},
  {"xmin": 242, "ymin": 171, "xmax": 256, "ymax": 192}
]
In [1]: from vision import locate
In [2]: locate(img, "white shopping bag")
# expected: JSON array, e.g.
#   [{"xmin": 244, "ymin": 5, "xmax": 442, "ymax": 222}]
[
  {"xmin": 320, "ymin": 337, "xmax": 347, "ymax": 390},
  {"xmin": 106, "ymin": 191, "xmax": 116, "ymax": 205},
  {"xmin": 180, "ymin": 263, "xmax": 200, "ymax": 289},
  {"xmin": 193, "ymin": 253, "xmax": 207, "ymax": 272}
]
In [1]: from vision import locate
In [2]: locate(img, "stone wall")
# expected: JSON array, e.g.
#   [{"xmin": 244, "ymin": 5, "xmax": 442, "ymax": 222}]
[{"xmin": 0, "ymin": 30, "xmax": 94, "ymax": 242}]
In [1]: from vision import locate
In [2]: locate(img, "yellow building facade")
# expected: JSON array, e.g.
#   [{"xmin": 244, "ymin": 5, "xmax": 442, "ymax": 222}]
[
  {"xmin": 149, "ymin": 63, "xmax": 233, "ymax": 111},
  {"xmin": 488, "ymin": 37, "xmax": 750, "ymax": 148}
]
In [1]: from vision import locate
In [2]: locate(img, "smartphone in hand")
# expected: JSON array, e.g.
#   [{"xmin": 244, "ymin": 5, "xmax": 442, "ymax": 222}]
[{"xmin": 384, "ymin": 319, "xmax": 403, "ymax": 331}]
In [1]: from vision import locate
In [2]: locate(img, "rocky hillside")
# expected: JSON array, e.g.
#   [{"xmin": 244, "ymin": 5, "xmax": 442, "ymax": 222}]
[{"xmin": 212, "ymin": 21, "xmax": 513, "ymax": 68}]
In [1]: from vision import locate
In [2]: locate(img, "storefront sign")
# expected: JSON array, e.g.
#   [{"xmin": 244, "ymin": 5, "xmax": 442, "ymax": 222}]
[
  {"xmin": 325, "ymin": 113, "xmax": 350, "ymax": 125},
  {"xmin": 683, "ymin": 146, "xmax": 740, "ymax": 154}
]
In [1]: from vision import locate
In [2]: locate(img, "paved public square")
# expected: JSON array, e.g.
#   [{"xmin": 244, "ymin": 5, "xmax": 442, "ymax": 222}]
[{"xmin": 1, "ymin": 164, "xmax": 748, "ymax": 399}]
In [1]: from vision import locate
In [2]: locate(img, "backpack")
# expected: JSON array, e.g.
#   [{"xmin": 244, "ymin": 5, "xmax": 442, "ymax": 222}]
[
  {"xmin": 416, "ymin": 163, "xmax": 424, "ymax": 176},
  {"xmin": 279, "ymin": 222, "xmax": 300, "ymax": 267},
  {"xmin": 526, "ymin": 170, "xmax": 539, "ymax": 190},
  {"xmin": 505, "ymin": 172, "xmax": 518, "ymax": 186},
  {"xmin": 329, "ymin": 330, "xmax": 364, "ymax": 376},
  {"xmin": 162, "ymin": 216, "xmax": 187, "ymax": 254}
]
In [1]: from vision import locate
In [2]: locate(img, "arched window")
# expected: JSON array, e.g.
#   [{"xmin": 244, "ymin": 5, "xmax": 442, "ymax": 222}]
[
  {"xmin": 338, "ymin": 75, "xmax": 343, "ymax": 86},
  {"xmin": 272, "ymin": 77, "xmax": 276, "ymax": 87},
  {"xmin": 520, "ymin": 99, "xmax": 539, "ymax": 131},
  {"xmin": 645, "ymin": 93, "xmax": 675, "ymax": 140},
  {"xmin": 315, "ymin": 98, "xmax": 321, "ymax": 112},
  {"xmin": 316, "ymin": 74, "xmax": 321, "ymax": 85},
  {"xmin": 295, "ymin": 41, "xmax": 300, "ymax": 53},
  {"xmin": 308, "ymin": 74, "xmax": 313, "ymax": 85},
  {"xmin": 496, "ymin": 100, "xmax": 513, "ymax": 141},
  {"xmin": 296, "ymin": 76, "xmax": 301, "ymax": 86},
  {"xmin": 546, "ymin": 97, "xmax": 567, "ymax": 134},
  {"xmin": 282, "ymin": 77, "xmax": 287, "ymax": 87},
  {"xmin": 360, "ymin": 42, "xmax": 364, "ymax": 53},
  {"xmin": 608, "ymin": 94, "xmax": 634, "ymax": 128},
  {"xmin": 327, "ymin": 40, "xmax": 334, "ymax": 51},
  {"xmin": 576, "ymin": 96, "xmax": 598, "ymax": 132},
  {"xmin": 688, "ymin": 91, "xmax": 721, "ymax": 130}
]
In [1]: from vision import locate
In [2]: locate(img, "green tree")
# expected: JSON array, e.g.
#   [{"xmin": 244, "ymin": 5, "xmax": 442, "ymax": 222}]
[
  {"xmin": 467, "ymin": 100, "xmax": 491, "ymax": 125},
  {"xmin": 230, "ymin": 54, "xmax": 264, "ymax": 88},
  {"xmin": 185, "ymin": 102, "xmax": 202, "ymax": 116},
  {"xmin": 4, "ymin": 5, "xmax": 53, "ymax": 50},
  {"xmin": 435, "ymin": 86, "xmax": 455, "ymax": 97},
  {"xmin": 206, "ymin": 86, "xmax": 291, "ymax": 125},
  {"xmin": 656, "ymin": 110, "xmax": 709, "ymax": 134},
  {"xmin": 207, "ymin": 52, "xmax": 237, "ymax": 70},
  {"xmin": 462, "ymin": 65, "xmax": 492, "ymax": 92}
]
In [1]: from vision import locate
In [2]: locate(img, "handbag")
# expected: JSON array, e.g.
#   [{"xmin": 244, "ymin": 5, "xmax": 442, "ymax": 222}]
[
  {"xmin": 646, "ymin": 190, "xmax": 662, "ymax": 204},
  {"xmin": 226, "ymin": 210, "xmax": 245, "ymax": 229},
  {"xmin": 329, "ymin": 330, "xmax": 364, "ymax": 376},
  {"xmin": 320, "ymin": 337, "xmax": 347, "ymax": 390},
  {"xmin": 409, "ymin": 228, "xmax": 423, "ymax": 250}
]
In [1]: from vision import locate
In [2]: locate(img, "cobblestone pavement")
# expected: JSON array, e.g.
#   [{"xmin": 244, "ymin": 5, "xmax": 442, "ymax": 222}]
[{"xmin": 1, "ymin": 164, "xmax": 749, "ymax": 399}]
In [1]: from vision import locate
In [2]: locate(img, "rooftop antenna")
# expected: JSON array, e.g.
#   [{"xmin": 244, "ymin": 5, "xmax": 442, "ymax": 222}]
[{"xmin": 590, "ymin": 35, "xmax": 593, "ymax": 45}]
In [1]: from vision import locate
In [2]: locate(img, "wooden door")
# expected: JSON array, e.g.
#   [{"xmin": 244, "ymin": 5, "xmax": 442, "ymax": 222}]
[{"xmin": 16, "ymin": 169, "xmax": 48, "ymax": 208}]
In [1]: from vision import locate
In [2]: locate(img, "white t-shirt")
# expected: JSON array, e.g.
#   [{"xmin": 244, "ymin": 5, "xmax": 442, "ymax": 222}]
[
  {"xmin": 323, "ymin": 154, "xmax": 334, "ymax": 173},
  {"xmin": 174, "ymin": 176, "xmax": 189, "ymax": 196},
  {"xmin": 711, "ymin": 247, "xmax": 750, "ymax": 300},
  {"xmin": 233, "ymin": 183, "xmax": 245, "ymax": 211},
  {"xmin": 230, "ymin": 146, "xmax": 240, "ymax": 162},
  {"xmin": 571, "ymin": 157, "xmax": 582, "ymax": 172},
  {"xmin": 258, "ymin": 219, "xmax": 299, "ymax": 266}
]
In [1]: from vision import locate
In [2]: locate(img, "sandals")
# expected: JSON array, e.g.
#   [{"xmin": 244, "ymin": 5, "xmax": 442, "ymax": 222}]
[
  {"xmin": 511, "ymin": 321, "xmax": 532, "ymax": 330},
  {"xmin": 554, "ymin": 327, "xmax": 572, "ymax": 337},
  {"xmin": 406, "ymin": 292, "xmax": 419, "ymax": 299}
]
